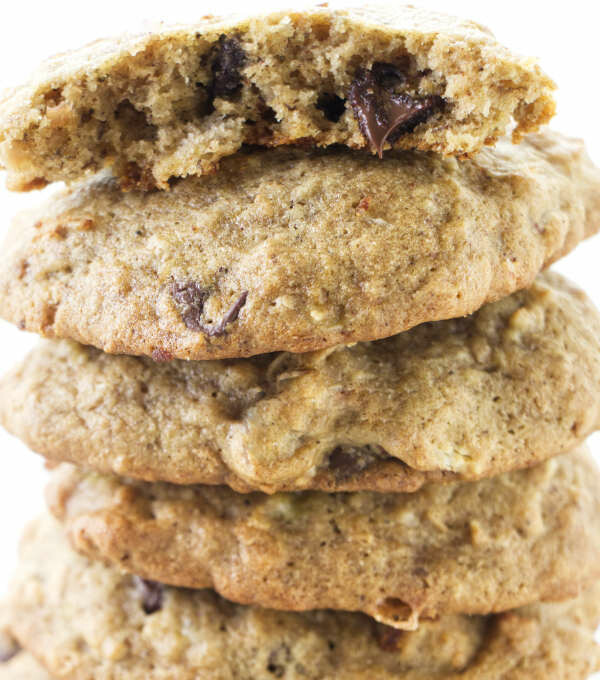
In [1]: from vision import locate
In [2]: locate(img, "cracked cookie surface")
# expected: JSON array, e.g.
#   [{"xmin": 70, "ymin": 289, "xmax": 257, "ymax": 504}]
[
  {"xmin": 47, "ymin": 448, "xmax": 600, "ymax": 628},
  {"xmin": 0, "ymin": 6, "xmax": 555, "ymax": 190},
  {"xmin": 2, "ymin": 273, "xmax": 600, "ymax": 492},
  {"xmin": 8, "ymin": 516, "xmax": 600, "ymax": 680},
  {"xmin": 0, "ymin": 130, "xmax": 599, "ymax": 361}
]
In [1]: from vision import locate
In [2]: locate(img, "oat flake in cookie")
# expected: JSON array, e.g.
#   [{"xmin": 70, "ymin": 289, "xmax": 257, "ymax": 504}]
[
  {"xmin": 3, "ymin": 272, "xmax": 600, "ymax": 492},
  {"xmin": 1, "ymin": 129, "xmax": 599, "ymax": 361},
  {"xmin": 0, "ymin": 6, "xmax": 555, "ymax": 191}
]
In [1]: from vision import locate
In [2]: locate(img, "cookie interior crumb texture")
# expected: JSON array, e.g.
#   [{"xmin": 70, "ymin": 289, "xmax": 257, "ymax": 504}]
[{"xmin": 0, "ymin": 6, "xmax": 555, "ymax": 190}]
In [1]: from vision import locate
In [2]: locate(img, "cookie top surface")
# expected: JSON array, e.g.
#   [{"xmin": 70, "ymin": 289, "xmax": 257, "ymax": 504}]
[
  {"xmin": 47, "ymin": 448, "xmax": 600, "ymax": 627},
  {"xmin": 1, "ymin": 129, "xmax": 598, "ymax": 361},
  {"xmin": 8, "ymin": 516, "xmax": 600, "ymax": 680},
  {"xmin": 3, "ymin": 272, "xmax": 600, "ymax": 492},
  {"xmin": 0, "ymin": 6, "xmax": 555, "ymax": 190}
]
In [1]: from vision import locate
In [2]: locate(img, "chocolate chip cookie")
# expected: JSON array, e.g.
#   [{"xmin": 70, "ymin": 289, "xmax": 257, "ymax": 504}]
[
  {"xmin": 3, "ymin": 273, "xmax": 600, "ymax": 492},
  {"xmin": 7, "ymin": 516, "xmax": 600, "ymax": 680},
  {"xmin": 0, "ymin": 6, "xmax": 555, "ymax": 190},
  {"xmin": 1, "ymin": 130, "xmax": 598, "ymax": 361},
  {"xmin": 47, "ymin": 448, "xmax": 600, "ymax": 628}
]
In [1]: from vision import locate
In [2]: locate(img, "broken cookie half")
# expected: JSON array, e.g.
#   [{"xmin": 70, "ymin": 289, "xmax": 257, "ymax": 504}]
[{"xmin": 0, "ymin": 5, "xmax": 555, "ymax": 190}]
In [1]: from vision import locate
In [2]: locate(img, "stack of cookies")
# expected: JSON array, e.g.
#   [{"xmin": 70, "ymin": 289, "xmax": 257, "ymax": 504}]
[{"xmin": 1, "ymin": 6, "xmax": 600, "ymax": 679}]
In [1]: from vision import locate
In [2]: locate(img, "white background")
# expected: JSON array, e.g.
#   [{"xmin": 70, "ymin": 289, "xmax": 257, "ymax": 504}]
[{"xmin": 0, "ymin": 0, "xmax": 599, "ymax": 667}]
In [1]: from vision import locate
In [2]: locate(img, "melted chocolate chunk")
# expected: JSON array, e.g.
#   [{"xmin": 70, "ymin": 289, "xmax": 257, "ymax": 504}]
[
  {"xmin": 327, "ymin": 447, "xmax": 364, "ymax": 480},
  {"xmin": 349, "ymin": 62, "xmax": 443, "ymax": 156},
  {"xmin": 211, "ymin": 35, "xmax": 246, "ymax": 99},
  {"xmin": 316, "ymin": 92, "xmax": 347, "ymax": 122},
  {"xmin": 133, "ymin": 576, "xmax": 164, "ymax": 614},
  {"xmin": 327, "ymin": 445, "xmax": 388, "ymax": 480},
  {"xmin": 170, "ymin": 281, "xmax": 210, "ymax": 331},
  {"xmin": 374, "ymin": 624, "xmax": 405, "ymax": 652},
  {"xmin": 170, "ymin": 281, "xmax": 248, "ymax": 337}
]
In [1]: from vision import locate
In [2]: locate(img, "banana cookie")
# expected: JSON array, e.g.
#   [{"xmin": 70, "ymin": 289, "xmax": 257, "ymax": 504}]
[
  {"xmin": 48, "ymin": 448, "xmax": 600, "ymax": 628},
  {"xmin": 8, "ymin": 517, "xmax": 600, "ymax": 680},
  {"xmin": 0, "ymin": 6, "xmax": 555, "ymax": 191},
  {"xmin": 3, "ymin": 273, "xmax": 600, "ymax": 492},
  {"xmin": 1, "ymin": 131, "xmax": 599, "ymax": 361}
]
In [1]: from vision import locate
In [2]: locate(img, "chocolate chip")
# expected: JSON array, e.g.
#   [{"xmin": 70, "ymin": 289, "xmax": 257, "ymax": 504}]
[
  {"xmin": 211, "ymin": 35, "xmax": 246, "ymax": 99},
  {"xmin": 349, "ymin": 62, "xmax": 443, "ymax": 156},
  {"xmin": 170, "ymin": 281, "xmax": 248, "ymax": 337},
  {"xmin": 133, "ymin": 576, "xmax": 164, "ymax": 614},
  {"xmin": 374, "ymin": 624, "xmax": 405, "ymax": 652},
  {"xmin": 316, "ymin": 93, "xmax": 346, "ymax": 122},
  {"xmin": 327, "ymin": 447, "xmax": 363, "ymax": 479}
]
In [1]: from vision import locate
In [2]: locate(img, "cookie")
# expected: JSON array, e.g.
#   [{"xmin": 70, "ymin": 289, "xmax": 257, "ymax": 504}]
[
  {"xmin": 8, "ymin": 516, "xmax": 600, "ymax": 680},
  {"xmin": 0, "ymin": 6, "xmax": 555, "ymax": 191},
  {"xmin": 0, "ymin": 628, "xmax": 48, "ymax": 680},
  {"xmin": 1, "ymin": 131, "xmax": 599, "ymax": 361},
  {"xmin": 0, "ymin": 652, "xmax": 49, "ymax": 680},
  {"xmin": 3, "ymin": 272, "xmax": 600, "ymax": 493},
  {"xmin": 47, "ymin": 448, "xmax": 600, "ymax": 628}
]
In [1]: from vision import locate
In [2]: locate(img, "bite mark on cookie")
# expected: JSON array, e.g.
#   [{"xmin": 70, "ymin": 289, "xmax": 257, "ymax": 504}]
[
  {"xmin": 210, "ymin": 35, "xmax": 246, "ymax": 99},
  {"xmin": 326, "ymin": 444, "xmax": 390, "ymax": 480}
]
